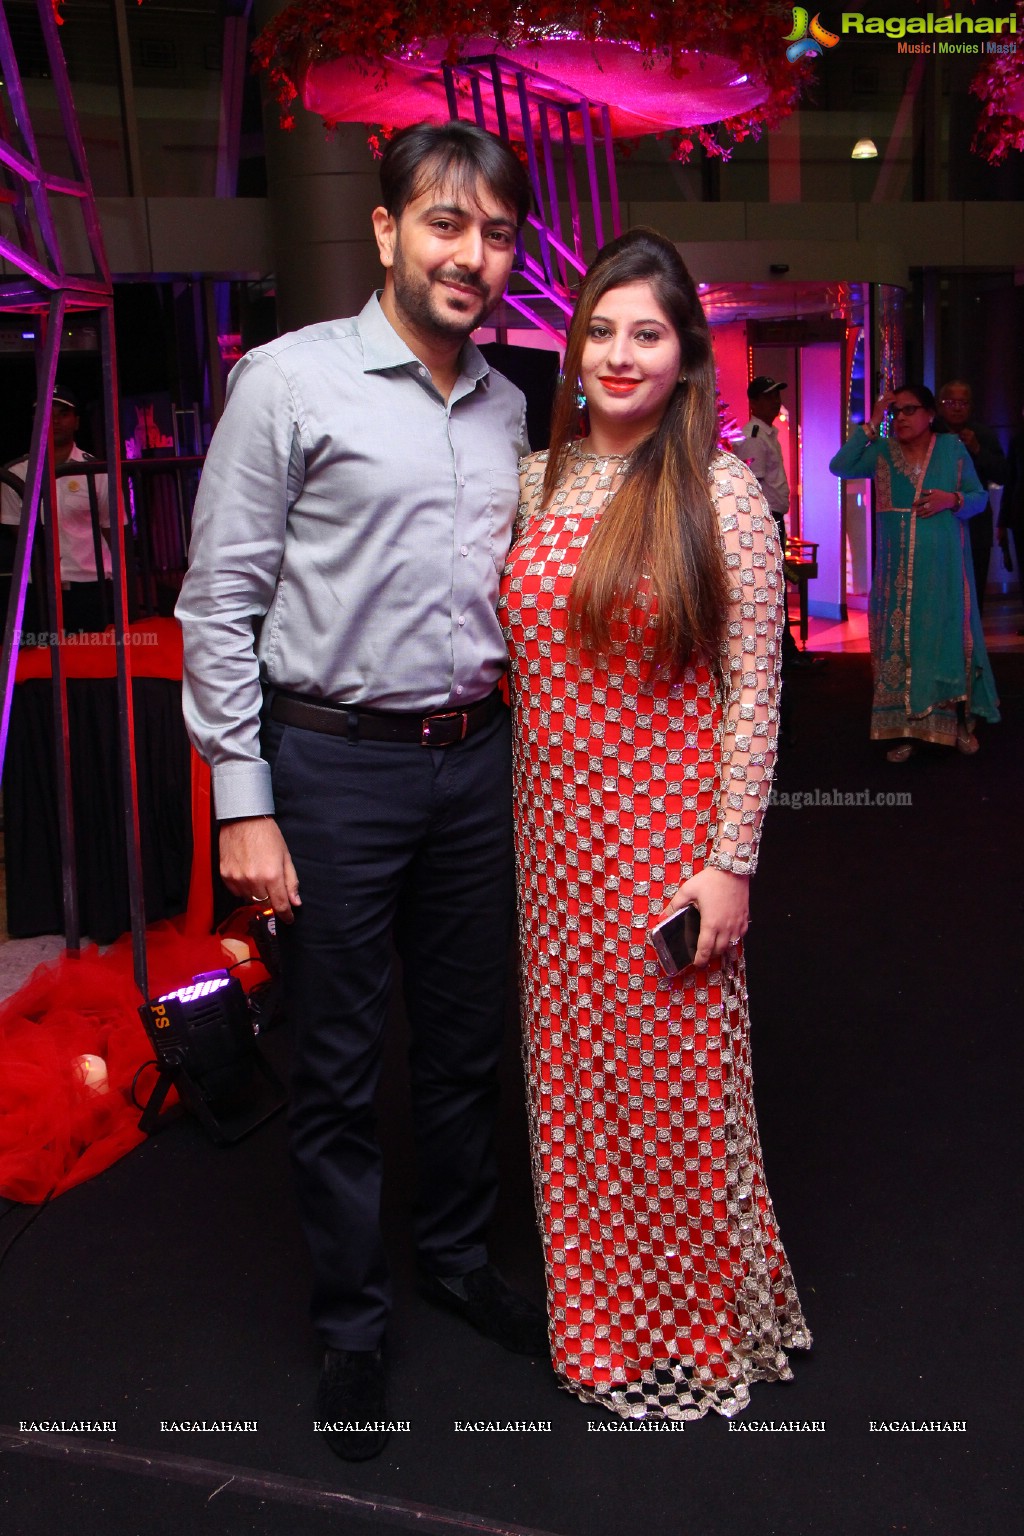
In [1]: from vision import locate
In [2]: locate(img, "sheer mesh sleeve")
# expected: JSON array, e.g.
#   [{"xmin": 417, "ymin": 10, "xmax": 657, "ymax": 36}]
[
  {"xmin": 514, "ymin": 449, "xmax": 550, "ymax": 543},
  {"xmin": 707, "ymin": 451, "xmax": 784, "ymax": 876}
]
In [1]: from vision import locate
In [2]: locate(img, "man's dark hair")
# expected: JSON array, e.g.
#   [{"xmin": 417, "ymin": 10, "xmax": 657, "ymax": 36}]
[{"xmin": 379, "ymin": 122, "xmax": 531, "ymax": 229}]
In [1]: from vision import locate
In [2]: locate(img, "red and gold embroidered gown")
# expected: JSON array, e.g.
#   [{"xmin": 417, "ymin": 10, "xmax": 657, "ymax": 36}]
[{"xmin": 498, "ymin": 443, "xmax": 811, "ymax": 1422}]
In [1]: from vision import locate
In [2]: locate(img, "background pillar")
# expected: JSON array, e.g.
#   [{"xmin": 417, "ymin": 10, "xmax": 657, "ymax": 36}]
[{"xmin": 255, "ymin": 0, "xmax": 383, "ymax": 330}]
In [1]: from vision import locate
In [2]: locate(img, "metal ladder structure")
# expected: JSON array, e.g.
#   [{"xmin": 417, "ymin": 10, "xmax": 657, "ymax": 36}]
[
  {"xmin": 441, "ymin": 51, "xmax": 622, "ymax": 342},
  {"xmin": 0, "ymin": 0, "xmax": 148, "ymax": 995}
]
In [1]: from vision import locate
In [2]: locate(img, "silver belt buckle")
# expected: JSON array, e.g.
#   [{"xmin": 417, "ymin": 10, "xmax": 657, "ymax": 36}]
[{"xmin": 421, "ymin": 709, "xmax": 468, "ymax": 746}]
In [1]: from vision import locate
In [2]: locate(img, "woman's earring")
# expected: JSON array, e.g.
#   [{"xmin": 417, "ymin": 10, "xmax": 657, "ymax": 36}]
[{"xmin": 575, "ymin": 376, "xmax": 587, "ymax": 412}]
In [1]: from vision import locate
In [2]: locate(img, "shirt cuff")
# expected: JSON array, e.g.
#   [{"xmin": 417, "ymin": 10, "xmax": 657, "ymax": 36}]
[{"xmin": 212, "ymin": 759, "xmax": 275, "ymax": 821}]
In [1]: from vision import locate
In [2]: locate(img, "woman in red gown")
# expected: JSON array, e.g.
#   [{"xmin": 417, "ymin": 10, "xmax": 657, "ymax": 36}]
[{"xmin": 499, "ymin": 229, "xmax": 810, "ymax": 1422}]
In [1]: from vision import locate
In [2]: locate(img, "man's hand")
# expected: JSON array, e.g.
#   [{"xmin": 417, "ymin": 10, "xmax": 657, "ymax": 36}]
[
  {"xmin": 959, "ymin": 427, "xmax": 980, "ymax": 456},
  {"xmin": 219, "ymin": 816, "xmax": 301, "ymax": 924}
]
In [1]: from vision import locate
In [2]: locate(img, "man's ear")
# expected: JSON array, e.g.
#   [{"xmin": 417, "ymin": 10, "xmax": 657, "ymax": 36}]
[{"xmin": 371, "ymin": 206, "xmax": 397, "ymax": 270}]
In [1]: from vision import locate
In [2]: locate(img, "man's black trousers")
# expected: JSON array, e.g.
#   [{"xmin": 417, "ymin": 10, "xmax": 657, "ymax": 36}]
[{"xmin": 263, "ymin": 706, "xmax": 516, "ymax": 1350}]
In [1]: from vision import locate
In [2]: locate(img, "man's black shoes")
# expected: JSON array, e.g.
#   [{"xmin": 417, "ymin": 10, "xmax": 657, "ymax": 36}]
[
  {"xmin": 314, "ymin": 1268, "xmax": 548, "ymax": 1463},
  {"xmin": 419, "ymin": 1262, "xmax": 549, "ymax": 1358},
  {"xmin": 315, "ymin": 1345, "xmax": 388, "ymax": 1461}
]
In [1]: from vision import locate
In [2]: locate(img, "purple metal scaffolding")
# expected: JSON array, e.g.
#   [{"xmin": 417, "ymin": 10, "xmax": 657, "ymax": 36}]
[
  {"xmin": 441, "ymin": 52, "xmax": 622, "ymax": 343},
  {"xmin": 0, "ymin": 0, "xmax": 148, "ymax": 995}
]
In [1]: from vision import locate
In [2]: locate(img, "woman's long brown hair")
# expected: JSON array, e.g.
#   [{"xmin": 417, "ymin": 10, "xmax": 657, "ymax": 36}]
[{"xmin": 544, "ymin": 228, "xmax": 729, "ymax": 677}]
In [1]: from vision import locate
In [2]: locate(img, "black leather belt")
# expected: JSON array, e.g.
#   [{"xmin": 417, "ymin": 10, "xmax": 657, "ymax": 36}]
[{"xmin": 269, "ymin": 688, "xmax": 503, "ymax": 747}]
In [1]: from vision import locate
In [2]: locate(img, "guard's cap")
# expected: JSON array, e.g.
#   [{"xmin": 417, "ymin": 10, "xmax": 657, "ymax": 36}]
[
  {"xmin": 747, "ymin": 375, "xmax": 787, "ymax": 399},
  {"xmin": 43, "ymin": 384, "xmax": 80, "ymax": 412}
]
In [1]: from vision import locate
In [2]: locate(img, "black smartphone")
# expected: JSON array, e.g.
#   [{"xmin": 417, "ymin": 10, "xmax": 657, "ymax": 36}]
[{"xmin": 649, "ymin": 904, "xmax": 701, "ymax": 976}]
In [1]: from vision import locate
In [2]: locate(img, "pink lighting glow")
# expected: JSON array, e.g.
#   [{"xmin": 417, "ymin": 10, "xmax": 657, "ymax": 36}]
[{"xmin": 301, "ymin": 38, "xmax": 771, "ymax": 139}]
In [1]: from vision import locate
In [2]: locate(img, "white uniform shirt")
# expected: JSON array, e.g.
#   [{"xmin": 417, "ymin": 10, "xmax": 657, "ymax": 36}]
[
  {"xmin": 737, "ymin": 417, "xmax": 789, "ymax": 518},
  {"xmin": 0, "ymin": 443, "xmax": 110, "ymax": 582}
]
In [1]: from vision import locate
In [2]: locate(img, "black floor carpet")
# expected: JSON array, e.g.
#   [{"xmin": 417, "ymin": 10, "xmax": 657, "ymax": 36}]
[{"xmin": 1, "ymin": 654, "xmax": 1019, "ymax": 1536}]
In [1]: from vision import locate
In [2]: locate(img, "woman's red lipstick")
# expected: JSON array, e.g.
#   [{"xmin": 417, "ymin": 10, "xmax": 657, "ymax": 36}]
[{"xmin": 599, "ymin": 377, "xmax": 640, "ymax": 395}]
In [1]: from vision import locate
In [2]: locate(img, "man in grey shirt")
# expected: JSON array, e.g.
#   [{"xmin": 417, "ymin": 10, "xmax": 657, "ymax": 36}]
[{"xmin": 177, "ymin": 123, "xmax": 545, "ymax": 1461}]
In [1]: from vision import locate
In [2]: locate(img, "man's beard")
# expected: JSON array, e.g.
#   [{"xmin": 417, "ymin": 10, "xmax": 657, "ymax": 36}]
[{"xmin": 391, "ymin": 243, "xmax": 495, "ymax": 340}]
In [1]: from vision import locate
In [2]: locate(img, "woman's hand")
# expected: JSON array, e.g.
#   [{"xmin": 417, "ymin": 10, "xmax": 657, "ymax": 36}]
[
  {"xmin": 653, "ymin": 867, "xmax": 750, "ymax": 970},
  {"xmin": 870, "ymin": 392, "xmax": 894, "ymax": 432},
  {"xmin": 913, "ymin": 488, "xmax": 958, "ymax": 518}
]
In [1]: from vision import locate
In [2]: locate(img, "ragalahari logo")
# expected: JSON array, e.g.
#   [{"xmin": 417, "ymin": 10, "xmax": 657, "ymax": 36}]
[{"xmin": 784, "ymin": 8, "xmax": 842, "ymax": 61}]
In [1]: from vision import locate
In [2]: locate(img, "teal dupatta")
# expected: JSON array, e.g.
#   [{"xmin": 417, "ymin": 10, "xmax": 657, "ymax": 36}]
[{"xmin": 829, "ymin": 428, "xmax": 999, "ymax": 744}]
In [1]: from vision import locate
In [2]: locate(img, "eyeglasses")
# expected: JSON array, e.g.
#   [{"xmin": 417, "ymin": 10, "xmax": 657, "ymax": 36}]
[
  {"xmin": 887, "ymin": 404, "xmax": 927, "ymax": 418},
  {"xmin": 938, "ymin": 397, "xmax": 968, "ymax": 407}
]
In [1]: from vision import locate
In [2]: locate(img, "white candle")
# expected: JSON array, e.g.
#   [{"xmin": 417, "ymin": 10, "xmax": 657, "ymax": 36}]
[{"xmin": 74, "ymin": 1054, "xmax": 109, "ymax": 1093}]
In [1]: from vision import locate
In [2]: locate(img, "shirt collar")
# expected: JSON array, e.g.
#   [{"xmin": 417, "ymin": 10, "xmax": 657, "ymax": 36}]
[
  {"xmin": 358, "ymin": 291, "xmax": 489, "ymax": 386},
  {"xmin": 748, "ymin": 416, "xmax": 777, "ymax": 439}
]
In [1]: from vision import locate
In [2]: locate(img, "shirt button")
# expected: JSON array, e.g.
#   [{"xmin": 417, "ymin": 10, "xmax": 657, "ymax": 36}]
[
  {"xmin": 458, "ymin": 615, "xmax": 466, "ymax": 627},
  {"xmin": 460, "ymin": 545, "xmax": 468, "ymax": 557},
  {"xmin": 459, "ymin": 475, "xmax": 466, "ymax": 486},
  {"xmin": 455, "ymin": 685, "xmax": 464, "ymax": 696},
  {"xmin": 419, "ymin": 366, "xmax": 428, "ymax": 377}
]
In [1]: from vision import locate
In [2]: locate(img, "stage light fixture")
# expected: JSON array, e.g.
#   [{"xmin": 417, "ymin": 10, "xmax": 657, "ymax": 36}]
[
  {"xmin": 851, "ymin": 138, "xmax": 878, "ymax": 160},
  {"xmin": 137, "ymin": 969, "xmax": 285, "ymax": 1144}
]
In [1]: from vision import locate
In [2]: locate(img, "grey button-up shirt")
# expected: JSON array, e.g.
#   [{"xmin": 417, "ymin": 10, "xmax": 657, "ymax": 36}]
[{"xmin": 177, "ymin": 293, "xmax": 528, "ymax": 820}]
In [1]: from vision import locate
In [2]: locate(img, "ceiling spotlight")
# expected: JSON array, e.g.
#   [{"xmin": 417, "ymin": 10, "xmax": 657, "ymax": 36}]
[{"xmin": 851, "ymin": 138, "xmax": 878, "ymax": 160}]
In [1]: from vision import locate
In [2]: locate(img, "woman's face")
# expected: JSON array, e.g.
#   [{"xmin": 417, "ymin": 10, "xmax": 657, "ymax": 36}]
[
  {"xmin": 890, "ymin": 391, "xmax": 932, "ymax": 447},
  {"xmin": 579, "ymin": 280, "xmax": 684, "ymax": 446}
]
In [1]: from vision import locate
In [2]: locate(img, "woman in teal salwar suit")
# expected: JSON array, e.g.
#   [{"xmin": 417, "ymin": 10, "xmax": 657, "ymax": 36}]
[{"xmin": 830, "ymin": 383, "xmax": 999, "ymax": 761}]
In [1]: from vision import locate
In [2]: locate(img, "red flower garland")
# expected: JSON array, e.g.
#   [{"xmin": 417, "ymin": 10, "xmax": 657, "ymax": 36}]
[
  {"xmin": 251, "ymin": 0, "xmax": 814, "ymax": 159},
  {"xmin": 970, "ymin": 0, "xmax": 1024, "ymax": 163}
]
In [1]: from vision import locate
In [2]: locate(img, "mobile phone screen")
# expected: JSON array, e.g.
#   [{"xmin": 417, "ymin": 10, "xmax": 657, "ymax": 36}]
[{"xmin": 650, "ymin": 904, "xmax": 701, "ymax": 975}]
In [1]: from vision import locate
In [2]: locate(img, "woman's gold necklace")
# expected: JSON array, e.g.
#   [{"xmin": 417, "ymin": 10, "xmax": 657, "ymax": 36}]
[{"xmin": 892, "ymin": 437, "xmax": 928, "ymax": 484}]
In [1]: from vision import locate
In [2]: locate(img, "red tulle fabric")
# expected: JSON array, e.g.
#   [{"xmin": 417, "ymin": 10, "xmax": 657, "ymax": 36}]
[
  {"xmin": 0, "ymin": 617, "xmax": 243, "ymax": 1204},
  {"xmin": 13, "ymin": 618, "xmax": 183, "ymax": 683},
  {"xmin": 0, "ymin": 914, "xmax": 265, "ymax": 1205}
]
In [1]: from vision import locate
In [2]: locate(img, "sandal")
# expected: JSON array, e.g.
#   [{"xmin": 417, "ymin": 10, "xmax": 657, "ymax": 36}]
[
  {"xmin": 886, "ymin": 742, "xmax": 916, "ymax": 763},
  {"xmin": 956, "ymin": 725, "xmax": 979, "ymax": 755}
]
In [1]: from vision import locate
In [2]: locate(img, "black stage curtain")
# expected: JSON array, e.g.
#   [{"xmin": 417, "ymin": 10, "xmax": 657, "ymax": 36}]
[{"xmin": 3, "ymin": 678, "xmax": 192, "ymax": 944}]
